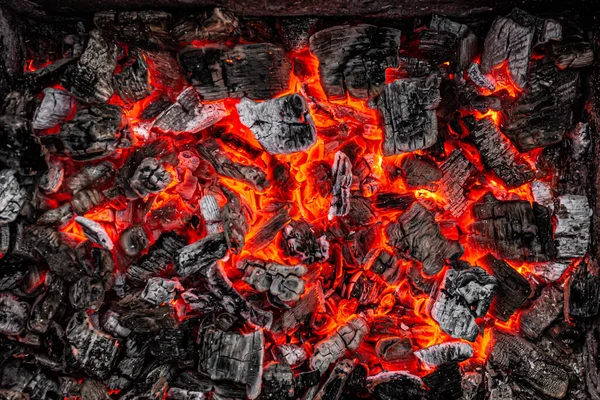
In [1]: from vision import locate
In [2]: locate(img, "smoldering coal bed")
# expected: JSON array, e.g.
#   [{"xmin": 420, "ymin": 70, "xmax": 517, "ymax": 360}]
[{"xmin": 0, "ymin": 3, "xmax": 598, "ymax": 400}]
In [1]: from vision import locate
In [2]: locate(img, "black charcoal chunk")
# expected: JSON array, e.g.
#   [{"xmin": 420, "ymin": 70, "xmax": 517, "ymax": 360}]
[
  {"xmin": 113, "ymin": 54, "xmax": 152, "ymax": 103},
  {"xmin": 238, "ymin": 258, "xmax": 307, "ymax": 303},
  {"xmin": 199, "ymin": 328, "xmax": 264, "ymax": 399},
  {"xmin": 445, "ymin": 267, "xmax": 497, "ymax": 318},
  {"xmin": 200, "ymin": 194, "xmax": 222, "ymax": 235},
  {"xmin": 431, "ymin": 291, "xmax": 479, "ymax": 341},
  {"xmin": 367, "ymin": 371, "xmax": 426, "ymax": 400},
  {"xmin": 314, "ymin": 359, "xmax": 355, "ymax": 400},
  {"xmin": 309, "ymin": 24, "xmax": 401, "ymax": 99},
  {"xmin": 69, "ymin": 276, "xmax": 105, "ymax": 310},
  {"xmin": 221, "ymin": 186, "xmax": 248, "ymax": 253},
  {"xmin": 379, "ymin": 76, "xmax": 441, "ymax": 155},
  {"xmin": 171, "ymin": 8, "xmax": 239, "ymax": 43},
  {"xmin": 61, "ymin": 30, "xmax": 118, "ymax": 103},
  {"xmin": 59, "ymin": 104, "xmax": 126, "ymax": 161},
  {"xmin": 467, "ymin": 62, "xmax": 496, "ymax": 91},
  {"xmin": 565, "ymin": 261, "xmax": 600, "ymax": 320},
  {"xmin": 375, "ymin": 337, "xmax": 413, "ymax": 362},
  {"xmin": 328, "ymin": 151, "xmax": 352, "ymax": 220},
  {"xmin": 273, "ymin": 344, "xmax": 307, "ymax": 368},
  {"xmin": 280, "ymin": 284, "xmax": 322, "ymax": 332},
  {"xmin": 120, "ymin": 225, "xmax": 150, "ymax": 257},
  {"xmin": 370, "ymin": 250, "xmax": 401, "ymax": 285},
  {"xmin": 0, "ymin": 360, "xmax": 59, "ymax": 399},
  {"xmin": 0, "ymin": 169, "xmax": 26, "ymax": 225},
  {"xmin": 0, "ymin": 293, "xmax": 28, "ymax": 335},
  {"xmin": 262, "ymin": 362, "xmax": 295, "ymax": 400},
  {"xmin": 386, "ymin": 202, "xmax": 463, "ymax": 276},
  {"xmin": 71, "ymin": 189, "xmax": 104, "ymax": 215},
  {"xmin": 141, "ymin": 277, "xmax": 180, "ymax": 306},
  {"xmin": 94, "ymin": 10, "xmax": 173, "ymax": 49},
  {"xmin": 127, "ymin": 232, "xmax": 186, "ymax": 286},
  {"xmin": 39, "ymin": 159, "xmax": 64, "ymax": 194},
  {"xmin": 246, "ymin": 207, "xmax": 290, "ymax": 252},
  {"xmin": 400, "ymin": 154, "xmax": 442, "ymax": 191},
  {"xmin": 549, "ymin": 41, "xmax": 593, "ymax": 69},
  {"xmin": 438, "ymin": 149, "xmax": 478, "ymax": 218},
  {"xmin": 32, "ymin": 88, "xmax": 75, "ymax": 130},
  {"xmin": 415, "ymin": 342, "xmax": 473, "ymax": 367},
  {"xmin": 553, "ymin": 194, "xmax": 590, "ymax": 258},
  {"xmin": 153, "ymin": 87, "xmax": 226, "ymax": 134},
  {"xmin": 0, "ymin": 117, "xmax": 45, "ymax": 175},
  {"xmin": 469, "ymin": 193, "xmax": 555, "ymax": 262},
  {"xmin": 237, "ymin": 94, "xmax": 316, "ymax": 154},
  {"xmin": 179, "ymin": 43, "xmax": 291, "ymax": 100},
  {"xmin": 175, "ymin": 232, "xmax": 227, "ymax": 277},
  {"xmin": 282, "ymin": 219, "xmax": 329, "ymax": 264},
  {"xmin": 423, "ymin": 362, "xmax": 463, "ymax": 400},
  {"xmin": 74, "ymin": 216, "xmax": 114, "ymax": 250},
  {"xmin": 478, "ymin": 254, "xmax": 531, "ymax": 321},
  {"xmin": 66, "ymin": 161, "xmax": 116, "ymax": 194},
  {"xmin": 128, "ymin": 157, "xmax": 173, "ymax": 198},
  {"xmin": 66, "ymin": 312, "xmax": 119, "ymax": 378},
  {"xmin": 520, "ymin": 285, "xmax": 563, "ymax": 339}
]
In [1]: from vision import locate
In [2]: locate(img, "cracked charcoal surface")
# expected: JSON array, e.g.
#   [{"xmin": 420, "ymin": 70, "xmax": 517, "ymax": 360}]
[
  {"xmin": 415, "ymin": 342, "xmax": 474, "ymax": 367},
  {"xmin": 431, "ymin": 291, "xmax": 479, "ymax": 341},
  {"xmin": 368, "ymin": 372, "xmax": 426, "ymax": 400},
  {"xmin": 0, "ymin": 293, "xmax": 28, "ymax": 335},
  {"xmin": 0, "ymin": 169, "xmax": 27, "ymax": 225},
  {"xmin": 175, "ymin": 232, "xmax": 228, "ymax": 277},
  {"xmin": 400, "ymin": 154, "xmax": 441, "ymax": 191},
  {"xmin": 282, "ymin": 219, "xmax": 329, "ymax": 264},
  {"xmin": 66, "ymin": 161, "xmax": 116, "ymax": 194},
  {"xmin": 127, "ymin": 231, "xmax": 186, "ymax": 286},
  {"xmin": 379, "ymin": 76, "xmax": 440, "ymax": 155},
  {"xmin": 141, "ymin": 277, "xmax": 180, "ymax": 306},
  {"xmin": 328, "ymin": 151, "xmax": 352, "ymax": 220},
  {"xmin": 375, "ymin": 337, "xmax": 413, "ymax": 362},
  {"xmin": 32, "ymin": 88, "xmax": 75, "ymax": 130},
  {"xmin": 519, "ymin": 284, "xmax": 563, "ymax": 339},
  {"xmin": 439, "ymin": 149, "xmax": 478, "ymax": 218},
  {"xmin": 444, "ymin": 266, "xmax": 497, "ymax": 318},
  {"xmin": 74, "ymin": 216, "xmax": 114, "ymax": 250},
  {"xmin": 238, "ymin": 258, "xmax": 307, "ymax": 303},
  {"xmin": 237, "ymin": 94, "xmax": 317, "ymax": 154},
  {"xmin": 113, "ymin": 54, "xmax": 152, "ymax": 103},
  {"xmin": 273, "ymin": 344, "xmax": 307, "ymax": 367},
  {"xmin": 309, "ymin": 24, "xmax": 401, "ymax": 99},
  {"xmin": 128, "ymin": 157, "xmax": 173, "ymax": 198}
]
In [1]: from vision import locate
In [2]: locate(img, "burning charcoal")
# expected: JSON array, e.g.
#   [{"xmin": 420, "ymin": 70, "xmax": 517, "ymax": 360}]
[
  {"xmin": 533, "ymin": 261, "xmax": 570, "ymax": 282},
  {"xmin": 520, "ymin": 285, "xmax": 563, "ymax": 339},
  {"xmin": 310, "ymin": 315, "xmax": 369, "ymax": 373},
  {"xmin": 0, "ymin": 293, "xmax": 28, "ymax": 335},
  {"xmin": 81, "ymin": 379, "xmax": 109, "ymax": 400},
  {"xmin": 549, "ymin": 41, "xmax": 593, "ymax": 69},
  {"xmin": 273, "ymin": 344, "xmax": 307, "ymax": 368},
  {"xmin": 66, "ymin": 311, "xmax": 119, "ymax": 377},
  {"xmin": 431, "ymin": 291, "xmax": 479, "ymax": 341},
  {"xmin": 373, "ymin": 192, "xmax": 414, "ymax": 212},
  {"xmin": 328, "ymin": 151, "xmax": 352, "ymax": 220},
  {"xmin": 531, "ymin": 180, "xmax": 554, "ymax": 209},
  {"xmin": 370, "ymin": 250, "xmax": 401, "ymax": 285},
  {"xmin": 113, "ymin": 296, "xmax": 177, "ymax": 333},
  {"xmin": 503, "ymin": 58, "xmax": 579, "ymax": 152},
  {"xmin": 480, "ymin": 12, "xmax": 534, "ymax": 89},
  {"xmin": 39, "ymin": 159, "xmax": 64, "ymax": 194},
  {"xmin": 200, "ymin": 195, "xmax": 222, "ymax": 234},
  {"xmin": 415, "ymin": 342, "xmax": 474, "ymax": 367},
  {"xmin": 313, "ymin": 359, "xmax": 355, "ymax": 400},
  {"xmin": 171, "ymin": 8, "xmax": 239, "ymax": 43},
  {"xmin": 565, "ymin": 261, "xmax": 600, "ymax": 320},
  {"xmin": 375, "ymin": 337, "xmax": 413, "ymax": 362},
  {"xmin": 367, "ymin": 371, "xmax": 426, "ymax": 400},
  {"xmin": 61, "ymin": 30, "xmax": 118, "ymax": 103},
  {"xmin": 0, "ymin": 361, "xmax": 59, "ymax": 399},
  {"xmin": 400, "ymin": 154, "xmax": 442, "ymax": 191},
  {"xmin": 175, "ymin": 232, "xmax": 228, "ymax": 277},
  {"xmin": 262, "ymin": 362, "xmax": 295, "ymax": 400},
  {"xmin": 197, "ymin": 138, "xmax": 269, "ymax": 191},
  {"xmin": 181, "ymin": 288, "xmax": 223, "ymax": 314},
  {"xmin": 444, "ymin": 267, "xmax": 497, "ymax": 317},
  {"xmin": 238, "ymin": 258, "xmax": 307, "ymax": 303},
  {"xmin": 179, "ymin": 43, "xmax": 291, "ymax": 100},
  {"xmin": 74, "ymin": 216, "xmax": 114, "ymax": 250},
  {"xmin": 277, "ymin": 18, "xmax": 317, "ymax": 52},
  {"xmin": 439, "ymin": 149, "xmax": 478, "ymax": 218},
  {"xmin": 59, "ymin": 104, "xmax": 126, "ymax": 161},
  {"xmin": 66, "ymin": 161, "xmax": 116, "ymax": 193},
  {"xmin": 246, "ymin": 207, "xmax": 290, "ymax": 252},
  {"xmin": 199, "ymin": 328, "xmax": 264, "ymax": 399},
  {"xmin": 280, "ymin": 284, "xmax": 322, "ymax": 332},
  {"xmin": 538, "ymin": 19, "xmax": 562, "ymax": 43},
  {"xmin": 0, "ymin": 169, "xmax": 26, "ymax": 225},
  {"xmin": 154, "ymin": 87, "xmax": 226, "ymax": 134},
  {"xmin": 309, "ymin": 24, "xmax": 401, "ymax": 99},
  {"xmin": 221, "ymin": 187, "xmax": 248, "ymax": 253},
  {"xmin": 102, "ymin": 311, "xmax": 131, "ymax": 337},
  {"xmin": 71, "ymin": 189, "xmax": 104, "ymax": 215},
  {"xmin": 489, "ymin": 330, "xmax": 569, "ymax": 398},
  {"xmin": 478, "ymin": 254, "xmax": 531, "ymax": 321},
  {"xmin": 141, "ymin": 277, "xmax": 180, "ymax": 306},
  {"xmin": 128, "ymin": 157, "xmax": 173, "ymax": 198},
  {"xmin": 0, "ymin": 116, "xmax": 45, "ymax": 175},
  {"xmin": 113, "ymin": 54, "xmax": 152, "ymax": 103},
  {"xmin": 386, "ymin": 202, "xmax": 463, "ymax": 276},
  {"xmin": 283, "ymin": 219, "xmax": 329, "ymax": 264},
  {"xmin": 553, "ymin": 194, "xmax": 590, "ymax": 258},
  {"xmin": 467, "ymin": 62, "xmax": 496, "ymax": 91},
  {"xmin": 237, "ymin": 94, "xmax": 316, "ymax": 154},
  {"xmin": 379, "ymin": 76, "xmax": 441, "ymax": 155},
  {"xmin": 463, "ymin": 116, "xmax": 534, "ymax": 188},
  {"xmin": 127, "ymin": 231, "xmax": 186, "ymax": 286},
  {"xmin": 423, "ymin": 362, "xmax": 463, "ymax": 399},
  {"xmin": 120, "ymin": 225, "xmax": 150, "ymax": 256},
  {"xmin": 69, "ymin": 276, "xmax": 105, "ymax": 310},
  {"xmin": 418, "ymin": 30, "xmax": 457, "ymax": 65},
  {"xmin": 32, "ymin": 88, "xmax": 75, "ymax": 130}
]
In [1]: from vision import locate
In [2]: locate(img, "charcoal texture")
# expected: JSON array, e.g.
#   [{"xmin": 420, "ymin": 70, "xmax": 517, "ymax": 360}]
[
  {"xmin": 113, "ymin": 54, "xmax": 152, "ymax": 103},
  {"xmin": 415, "ymin": 342, "xmax": 474, "ymax": 367},
  {"xmin": 238, "ymin": 258, "xmax": 307, "ymax": 302},
  {"xmin": 519, "ymin": 285, "xmax": 563, "ymax": 339},
  {"xmin": 175, "ymin": 232, "xmax": 228, "ymax": 277},
  {"xmin": 0, "ymin": 169, "xmax": 26, "ymax": 225},
  {"xmin": 328, "ymin": 151, "xmax": 352, "ymax": 220},
  {"xmin": 438, "ymin": 149, "xmax": 478, "ymax": 218},
  {"xmin": 32, "ymin": 88, "xmax": 75, "ymax": 130}
]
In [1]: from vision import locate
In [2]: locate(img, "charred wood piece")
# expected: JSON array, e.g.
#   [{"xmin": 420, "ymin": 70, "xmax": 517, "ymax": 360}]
[
  {"xmin": 141, "ymin": 277, "xmax": 181, "ymax": 306},
  {"xmin": 113, "ymin": 54, "xmax": 152, "ymax": 103},
  {"xmin": 246, "ymin": 207, "xmax": 290, "ymax": 252},
  {"xmin": 39, "ymin": 159, "xmax": 64, "ymax": 194},
  {"xmin": 439, "ymin": 149, "xmax": 478, "ymax": 218},
  {"xmin": 423, "ymin": 362, "xmax": 463, "ymax": 399},
  {"xmin": 69, "ymin": 276, "xmax": 105, "ymax": 310},
  {"xmin": 200, "ymin": 194, "xmax": 222, "ymax": 234},
  {"xmin": 310, "ymin": 315, "xmax": 369, "ymax": 373},
  {"xmin": 370, "ymin": 250, "xmax": 401, "ymax": 285},
  {"xmin": 71, "ymin": 189, "xmax": 104, "ymax": 215},
  {"xmin": 66, "ymin": 312, "xmax": 119, "ymax": 378},
  {"xmin": 549, "ymin": 41, "xmax": 594, "ymax": 69},
  {"xmin": 520, "ymin": 285, "xmax": 563, "ymax": 339},
  {"xmin": 373, "ymin": 192, "xmax": 414, "ymax": 212},
  {"xmin": 120, "ymin": 225, "xmax": 150, "ymax": 257},
  {"xmin": 533, "ymin": 261, "xmax": 570, "ymax": 282},
  {"xmin": 309, "ymin": 24, "xmax": 401, "ymax": 99},
  {"xmin": 153, "ymin": 87, "xmax": 226, "ymax": 134},
  {"xmin": 74, "ymin": 216, "xmax": 114, "ymax": 250},
  {"xmin": 59, "ymin": 105, "xmax": 126, "ymax": 161},
  {"xmin": 464, "ymin": 116, "xmax": 534, "ymax": 188},
  {"xmin": 379, "ymin": 76, "xmax": 441, "ymax": 155},
  {"xmin": 129, "ymin": 157, "xmax": 173, "ymax": 198},
  {"xmin": 273, "ymin": 344, "xmax": 307, "ymax": 368},
  {"xmin": 431, "ymin": 291, "xmax": 479, "ymax": 341},
  {"xmin": 328, "ymin": 151, "xmax": 352, "ymax": 220},
  {"xmin": 467, "ymin": 62, "xmax": 496, "ymax": 91},
  {"xmin": 197, "ymin": 138, "xmax": 269, "ymax": 191},
  {"xmin": 94, "ymin": 11, "xmax": 173, "ymax": 49},
  {"xmin": 127, "ymin": 231, "xmax": 185, "ymax": 285},
  {"xmin": 179, "ymin": 43, "xmax": 291, "ymax": 100},
  {"xmin": 553, "ymin": 194, "xmax": 590, "ymax": 258},
  {"xmin": 400, "ymin": 154, "xmax": 441, "ymax": 191},
  {"xmin": 415, "ymin": 342, "xmax": 473, "ymax": 367},
  {"xmin": 282, "ymin": 219, "xmax": 329, "ymax": 264},
  {"xmin": 0, "ymin": 170, "xmax": 26, "ymax": 225},
  {"xmin": 237, "ymin": 258, "xmax": 307, "ymax": 302},
  {"xmin": 61, "ymin": 30, "xmax": 118, "ymax": 103},
  {"xmin": 32, "ymin": 88, "xmax": 75, "ymax": 130},
  {"xmin": 221, "ymin": 187, "xmax": 248, "ymax": 253},
  {"xmin": 0, "ymin": 293, "xmax": 28, "ymax": 335},
  {"xmin": 237, "ymin": 94, "xmax": 316, "ymax": 154},
  {"xmin": 280, "ymin": 284, "xmax": 322, "ymax": 332},
  {"xmin": 469, "ymin": 193, "xmax": 555, "ymax": 262},
  {"xmin": 262, "ymin": 362, "xmax": 295, "ymax": 400},
  {"xmin": 565, "ymin": 261, "xmax": 600, "ymax": 320},
  {"xmin": 67, "ymin": 161, "xmax": 116, "ymax": 194},
  {"xmin": 386, "ymin": 202, "xmax": 463, "ymax": 276},
  {"xmin": 478, "ymin": 254, "xmax": 531, "ymax": 321},
  {"xmin": 375, "ymin": 337, "xmax": 413, "ymax": 362},
  {"xmin": 489, "ymin": 330, "xmax": 569, "ymax": 398},
  {"xmin": 171, "ymin": 8, "xmax": 239, "ymax": 43},
  {"xmin": 199, "ymin": 328, "xmax": 264, "ymax": 399},
  {"xmin": 444, "ymin": 267, "xmax": 497, "ymax": 318},
  {"xmin": 175, "ymin": 232, "xmax": 228, "ymax": 277},
  {"xmin": 367, "ymin": 371, "xmax": 426, "ymax": 400},
  {"xmin": 314, "ymin": 359, "xmax": 355, "ymax": 400}
]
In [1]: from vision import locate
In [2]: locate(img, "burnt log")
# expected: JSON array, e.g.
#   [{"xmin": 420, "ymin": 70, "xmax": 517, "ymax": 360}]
[
  {"xmin": 32, "ymin": 88, "xmax": 75, "ymax": 130},
  {"xmin": 438, "ymin": 149, "xmax": 478, "ymax": 218},
  {"xmin": 415, "ymin": 342, "xmax": 473, "ymax": 367},
  {"xmin": 127, "ymin": 231, "xmax": 186, "ymax": 286},
  {"xmin": 379, "ymin": 75, "xmax": 441, "ymax": 155},
  {"xmin": 328, "ymin": 151, "xmax": 352, "ymax": 220},
  {"xmin": 469, "ymin": 193, "xmax": 555, "ymax": 262},
  {"xmin": 386, "ymin": 201, "xmax": 463, "ymax": 276},
  {"xmin": 519, "ymin": 285, "xmax": 563, "ymax": 339},
  {"xmin": 237, "ymin": 258, "xmax": 307, "ymax": 302},
  {"xmin": 236, "ymin": 94, "xmax": 316, "ymax": 154},
  {"xmin": 178, "ymin": 43, "xmax": 291, "ymax": 100}
]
